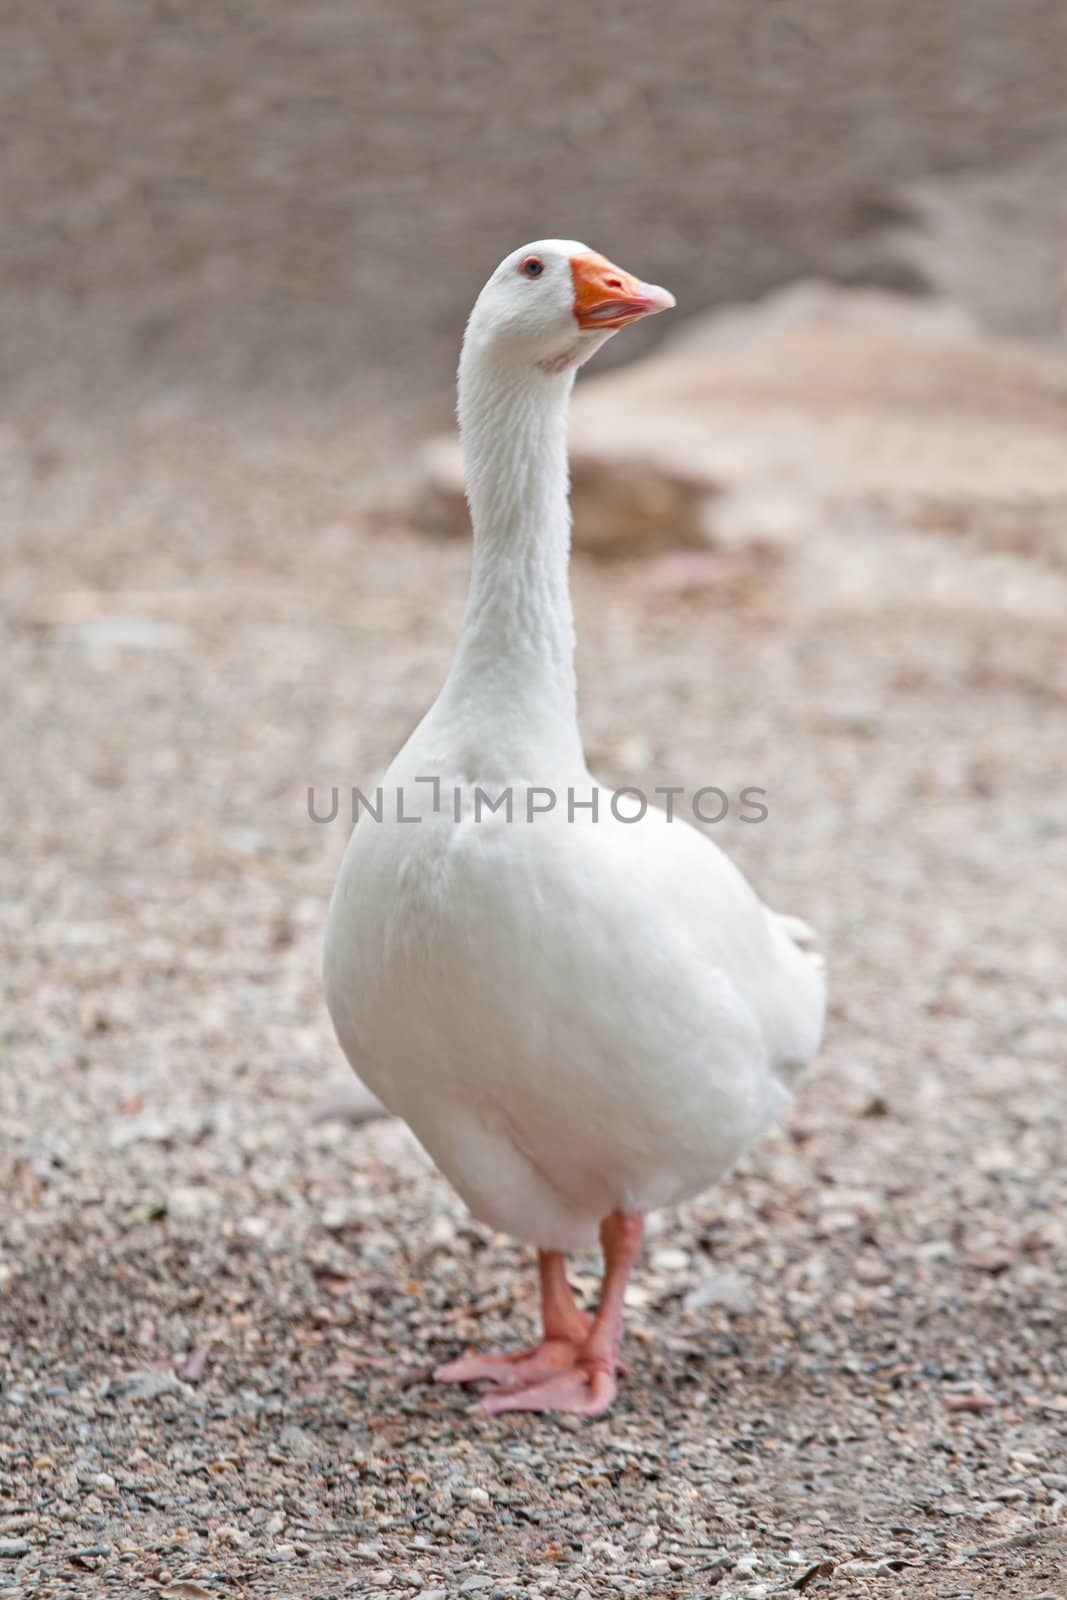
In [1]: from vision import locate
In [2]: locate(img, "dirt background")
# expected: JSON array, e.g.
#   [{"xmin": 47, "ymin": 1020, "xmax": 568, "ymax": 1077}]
[
  {"xmin": 2, "ymin": 4, "xmax": 1066, "ymax": 1599},
  {"xmin": 5, "ymin": 0, "xmax": 1067, "ymax": 422}
]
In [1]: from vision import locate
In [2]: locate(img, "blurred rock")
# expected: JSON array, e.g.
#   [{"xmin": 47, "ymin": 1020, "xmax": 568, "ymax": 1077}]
[
  {"xmin": 100, "ymin": 1370, "xmax": 196, "ymax": 1405},
  {"xmin": 835, "ymin": 138, "xmax": 1067, "ymax": 344},
  {"xmin": 683, "ymin": 1268, "xmax": 756, "ymax": 1314},
  {"xmin": 405, "ymin": 281, "xmax": 1067, "ymax": 563}
]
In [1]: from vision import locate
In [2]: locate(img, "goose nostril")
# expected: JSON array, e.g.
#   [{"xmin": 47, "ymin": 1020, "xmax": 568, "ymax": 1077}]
[{"xmin": 605, "ymin": 277, "xmax": 623, "ymax": 289}]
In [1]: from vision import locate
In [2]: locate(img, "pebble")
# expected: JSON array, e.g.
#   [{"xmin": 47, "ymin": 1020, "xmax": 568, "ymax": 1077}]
[
  {"xmin": 650, "ymin": 1246, "xmax": 690, "ymax": 1272},
  {"xmin": 99, "ymin": 1369, "xmax": 194, "ymax": 1405},
  {"xmin": 321, "ymin": 1201, "xmax": 353, "ymax": 1232},
  {"xmin": 217, "ymin": 1520, "xmax": 247, "ymax": 1543},
  {"xmin": 428, "ymin": 1215, "xmax": 457, "ymax": 1246},
  {"xmin": 0, "ymin": 1541, "xmax": 32, "ymax": 1558},
  {"xmin": 167, "ymin": 1185, "xmax": 218, "ymax": 1220},
  {"xmin": 237, "ymin": 1214, "xmax": 271, "ymax": 1240},
  {"xmin": 683, "ymin": 1268, "xmax": 755, "ymax": 1312}
]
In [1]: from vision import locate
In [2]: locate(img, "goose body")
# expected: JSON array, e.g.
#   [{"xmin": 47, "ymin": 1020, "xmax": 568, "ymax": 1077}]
[{"xmin": 325, "ymin": 241, "xmax": 825, "ymax": 1413}]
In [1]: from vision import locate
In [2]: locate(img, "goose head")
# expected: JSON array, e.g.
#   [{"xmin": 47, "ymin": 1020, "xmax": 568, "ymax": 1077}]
[{"xmin": 464, "ymin": 239, "xmax": 675, "ymax": 375}]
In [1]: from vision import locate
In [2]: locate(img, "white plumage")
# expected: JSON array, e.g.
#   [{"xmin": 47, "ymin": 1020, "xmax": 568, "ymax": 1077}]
[{"xmin": 324, "ymin": 240, "xmax": 825, "ymax": 1414}]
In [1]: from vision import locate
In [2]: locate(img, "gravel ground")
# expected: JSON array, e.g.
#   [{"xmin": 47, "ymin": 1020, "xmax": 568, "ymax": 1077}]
[{"xmin": 2, "ymin": 398, "xmax": 1066, "ymax": 1599}]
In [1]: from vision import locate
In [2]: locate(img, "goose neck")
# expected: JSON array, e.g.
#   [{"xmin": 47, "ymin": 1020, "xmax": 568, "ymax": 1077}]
[{"xmin": 440, "ymin": 350, "xmax": 583, "ymax": 767}]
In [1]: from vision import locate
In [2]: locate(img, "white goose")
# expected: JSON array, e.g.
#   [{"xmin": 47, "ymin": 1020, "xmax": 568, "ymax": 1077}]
[{"xmin": 325, "ymin": 240, "xmax": 825, "ymax": 1416}]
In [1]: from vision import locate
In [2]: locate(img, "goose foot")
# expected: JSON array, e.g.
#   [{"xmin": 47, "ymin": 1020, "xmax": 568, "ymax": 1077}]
[
  {"xmin": 434, "ymin": 1211, "xmax": 643, "ymax": 1419},
  {"xmin": 470, "ymin": 1355, "xmax": 617, "ymax": 1416},
  {"xmin": 434, "ymin": 1331, "xmax": 591, "ymax": 1391}
]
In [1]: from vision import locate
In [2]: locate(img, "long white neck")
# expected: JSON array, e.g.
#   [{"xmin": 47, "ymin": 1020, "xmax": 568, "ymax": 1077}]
[{"xmin": 432, "ymin": 340, "xmax": 585, "ymax": 774}]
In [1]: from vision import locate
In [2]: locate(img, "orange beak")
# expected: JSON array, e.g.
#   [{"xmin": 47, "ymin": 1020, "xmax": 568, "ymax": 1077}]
[{"xmin": 570, "ymin": 252, "xmax": 676, "ymax": 330}]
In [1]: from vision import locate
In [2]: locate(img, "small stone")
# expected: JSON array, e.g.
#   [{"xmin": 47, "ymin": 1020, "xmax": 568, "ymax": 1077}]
[
  {"xmin": 650, "ymin": 1246, "xmax": 690, "ymax": 1272},
  {"xmin": 216, "ymin": 1526, "xmax": 249, "ymax": 1548},
  {"xmin": 819, "ymin": 1209, "xmax": 859, "ymax": 1233},
  {"xmin": 100, "ymin": 1369, "xmax": 195, "ymax": 1405},
  {"xmin": 684, "ymin": 1269, "xmax": 756, "ymax": 1313},
  {"xmin": 237, "ymin": 1214, "xmax": 270, "ymax": 1240},
  {"xmin": 854, "ymin": 1255, "xmax": 893, "ymax": 1285},
  {"xmin": 94, "ymin": 1472, "xmax": 117, "ymax": 1493},
  {"xmin": 616, "ymin": 733, "xmax": 653, "ymax": 774},
  {"xmin": 944, "ymin": 1387, "xmax": 998, "ymax": 1413},
  {"xmin": 0, "ymin": 1540, "xmax": 32, "ymax": 1558},
  {"xmin": 467, "ymin": 1487, "xmax": 491, "ymax": 1507},
  {"xmin": 167, "ymin": 1185, "xmax": 218, "ymax": 1221},
  {"xmin": 428, "ymin": 1214, "xmax": 457, "ymax": 1246}
]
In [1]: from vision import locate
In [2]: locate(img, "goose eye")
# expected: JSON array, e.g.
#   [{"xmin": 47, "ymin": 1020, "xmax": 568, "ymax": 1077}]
[{"xmin": 520, "ymin": 256, "xmax": 544, "ymax": 278}]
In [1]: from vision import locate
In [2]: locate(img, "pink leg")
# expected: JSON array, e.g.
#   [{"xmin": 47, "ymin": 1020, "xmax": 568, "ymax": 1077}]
[
  {"xmin": 474, "ymin": 1212, "xmax": 644, "ymax": 1417},
  {"xmin": 434, "ymin": 1250, "xmax": 591, "ymax": 1390}
]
